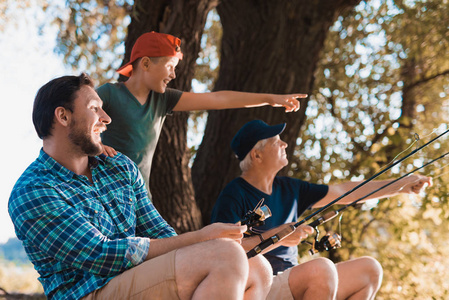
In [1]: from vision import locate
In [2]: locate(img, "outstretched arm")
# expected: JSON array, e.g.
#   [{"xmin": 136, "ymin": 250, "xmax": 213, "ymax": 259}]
[
  {"xmin": 313, "ymin": 174, "xmax": 433, "ymax": 208},
  {"xmin": 173, "ymin": 90, "xmax": 307, "ymax": 112}
]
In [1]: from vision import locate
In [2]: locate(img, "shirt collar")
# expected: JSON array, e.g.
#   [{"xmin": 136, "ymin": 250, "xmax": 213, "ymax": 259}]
[{"xmin": 37, "ymin": 148, "xmax": 104, "ymax": 182}]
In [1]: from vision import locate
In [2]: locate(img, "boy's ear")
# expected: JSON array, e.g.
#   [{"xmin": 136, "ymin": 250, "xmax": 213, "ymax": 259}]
[
  {"xmin": 54, "ymin": 107, "xmax": 71, "ymax": 127},
  {"xmin": 141, "ymin": 57, "xmax": 151, "ymax": 70}
]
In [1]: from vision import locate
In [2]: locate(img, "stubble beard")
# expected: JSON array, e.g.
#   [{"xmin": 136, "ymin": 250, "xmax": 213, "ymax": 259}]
[{"xmin": 68, "ymin": 119, "xmax": 103, "ymax": 156}]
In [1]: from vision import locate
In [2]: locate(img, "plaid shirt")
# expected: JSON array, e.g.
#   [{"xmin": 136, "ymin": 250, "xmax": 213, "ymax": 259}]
[{"xmin": 8, "ymin": 149, "xmax": 176, "ymax": 299}]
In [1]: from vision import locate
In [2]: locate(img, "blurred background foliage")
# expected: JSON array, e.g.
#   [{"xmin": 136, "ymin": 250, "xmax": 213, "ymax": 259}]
[
  {"xmin": 1, "ymin": 0, "xmax": 448, "ymax": 298},
  {"xmin": 295, "ymin": 1, "xmax": 449, "ymax": 299}
]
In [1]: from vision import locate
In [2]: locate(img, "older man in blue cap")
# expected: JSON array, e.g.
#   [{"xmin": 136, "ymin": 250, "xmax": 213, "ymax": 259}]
[{"xmin": 211, "ymin": 119, "xmax": 432, "ymax": 300}]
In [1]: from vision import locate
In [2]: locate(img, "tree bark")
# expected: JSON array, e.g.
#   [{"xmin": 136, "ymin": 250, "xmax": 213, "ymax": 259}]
[
  {"xmin": 124, "ymin": 0, "xmax": 218, "ymax": 232},
  {"xmin": 192, "ymin": 0, "xmax": 362, "ymax": 226},
  {"xmin": 124, "ymin": 0, "xmax": 362, "ymax": 232}
]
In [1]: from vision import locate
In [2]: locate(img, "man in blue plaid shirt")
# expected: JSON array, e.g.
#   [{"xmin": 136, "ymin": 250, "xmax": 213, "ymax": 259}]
[{"xmin": 8, "ymin": 74, "xmax": 272, "ymax": 300}]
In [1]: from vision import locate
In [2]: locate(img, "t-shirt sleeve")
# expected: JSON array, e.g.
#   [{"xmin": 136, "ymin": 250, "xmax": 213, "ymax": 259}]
[
  {"xmin": 290, "ymin": 178, "xmax": 329, "ymax": 214},
  {"xmin": 211, "ymin": 189, "xmax": 245, "ymax": 224},
  {"xmin": 164, "ymin": 88, "xmax": 183, "ymax": 114}
]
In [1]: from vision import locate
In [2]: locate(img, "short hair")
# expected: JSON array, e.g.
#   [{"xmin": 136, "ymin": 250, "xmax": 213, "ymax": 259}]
[
  {"xmin": 131, "ymin": 58, "xmax": 142, "ymax": 73},
  {"xmin": 32, "ymin": 73, "xmax": 94, "ymax": 139},
  {"xmin": 131, "ymin": 57, "xmax": 162, "ymax": 74},
  {"xmin": 239, "ymin": 138, "xmax": 268, "ymax": 172}
]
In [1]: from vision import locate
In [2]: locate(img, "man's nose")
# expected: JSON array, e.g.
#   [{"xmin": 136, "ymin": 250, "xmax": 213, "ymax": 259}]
[{"xmin": 100, "ymin": 109, "xmax": 112, "ymax": 124}]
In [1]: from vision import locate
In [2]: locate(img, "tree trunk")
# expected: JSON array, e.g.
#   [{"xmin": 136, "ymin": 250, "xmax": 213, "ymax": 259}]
[
  {"xmin": 399, "ymin": 58, "xmax": 419, "ymax": 128},
  {"xmin": 192, "ymin": 0, "xmax": 362, "ymax": 226},
  {"xmin": 124, "ymin": 0, "xmax": 362, "ymax": 231},
  {"xmin": 124, "ymin": 0, "xmax": 218, "ymax": 233}
]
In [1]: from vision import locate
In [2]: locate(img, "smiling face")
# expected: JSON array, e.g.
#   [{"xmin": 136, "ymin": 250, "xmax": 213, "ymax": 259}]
[
  {"xmin": 68, "ymin": 85, "xmax": 111, "ymax": 156},
  {"xmin": 143, "ymin": 56, "xmax": 179, "ymax": 93}
]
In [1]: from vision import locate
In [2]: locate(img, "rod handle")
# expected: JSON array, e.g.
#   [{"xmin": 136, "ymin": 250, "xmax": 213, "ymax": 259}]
[{"xmin": 247, "ymin": 225, "xmax": 295, "ymax": 258}]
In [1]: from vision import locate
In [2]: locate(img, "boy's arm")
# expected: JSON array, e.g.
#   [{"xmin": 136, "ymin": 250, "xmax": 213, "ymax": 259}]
[{"xmin": 173, "ymin": 91, "xmax": 307, "ymax": 112}]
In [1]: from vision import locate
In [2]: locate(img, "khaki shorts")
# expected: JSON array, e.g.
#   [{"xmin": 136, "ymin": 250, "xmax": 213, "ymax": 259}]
[
  {"xmin": 267, "ymin": 267, "xmax": 294, "ymax": 300},
  {"xmin": 82, "ymin": 250, "xmax": 179, "ymax": 300}
]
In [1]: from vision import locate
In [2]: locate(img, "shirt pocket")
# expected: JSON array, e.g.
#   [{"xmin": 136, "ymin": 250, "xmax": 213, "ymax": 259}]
[
  {"xmin": 78, "ymin": 200, "xmax": 105, "ymax": 229},
  {"xmin": 105, "ymin": 187, "xmax": 137, "ymax": 235}
]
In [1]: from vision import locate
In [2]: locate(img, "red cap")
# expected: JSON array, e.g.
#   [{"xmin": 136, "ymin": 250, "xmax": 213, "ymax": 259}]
[{"xmin": 117, "ymin": 31, "xmax": 183, "ymax": 77}]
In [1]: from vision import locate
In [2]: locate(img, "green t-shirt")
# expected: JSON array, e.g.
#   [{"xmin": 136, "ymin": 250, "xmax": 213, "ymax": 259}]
[{"xmin": 97, "ymin": 83, "xmax": 182, "ymax": 186}]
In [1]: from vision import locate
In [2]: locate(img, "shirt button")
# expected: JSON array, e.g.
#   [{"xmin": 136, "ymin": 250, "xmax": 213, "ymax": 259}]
[
  {"xmin": 94, "ymin": 210, "xmax": 98, "ymax": 214},
  {"xmin": 124, "ymin": 228, "xmax": 128, "ymax": 232},
  {"xmin": 129, "ymin": 198, "xmax": 132, "ymax": 202},
  {"xmin": 109, "ymin": 204, "xmax": 113, "ymax": 207}
]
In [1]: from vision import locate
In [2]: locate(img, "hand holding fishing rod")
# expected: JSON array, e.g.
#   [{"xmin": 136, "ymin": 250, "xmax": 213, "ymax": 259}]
[
  {"xmin": 246, "ymin": 211, "xmax": 339, "ymax": 258},
  {"xmin": 247, "ymin": 157, "xmax": 437, "ymax": 259},
  {"xmin": 212, "ymin": 120, "xmax": 446, "ymax": 299}
]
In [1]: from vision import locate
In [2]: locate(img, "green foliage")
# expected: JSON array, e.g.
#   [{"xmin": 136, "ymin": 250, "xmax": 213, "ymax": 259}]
[
  {"xmin": 53, "ymin": 0, "xmax": 133, "ymax": 84},
  {"xmin": 295, "ymin": 0, "xmax": 449, "ymax": 298}
]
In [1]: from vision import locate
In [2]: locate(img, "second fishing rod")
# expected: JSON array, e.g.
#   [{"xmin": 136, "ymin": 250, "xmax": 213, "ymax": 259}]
[{"xmin": 246, "ymin": 130, "xmax": 449, "ymax": 258}]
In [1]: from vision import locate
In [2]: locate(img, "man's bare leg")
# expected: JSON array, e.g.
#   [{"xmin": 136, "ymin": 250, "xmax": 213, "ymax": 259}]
[
  {"xmin": 335, "ymin": 256, "xmax": 383, "ymax": 300},
  {"xmin": 246, "ymin": 255, "xmax": 273, "ymax": 299},
  {"xmin": 288, "ymin": 257, "xmax": 338, "ymax": 299},
  {"xmin": 175, "ymin": 238, "xmax": 263, "ymax": 300}
]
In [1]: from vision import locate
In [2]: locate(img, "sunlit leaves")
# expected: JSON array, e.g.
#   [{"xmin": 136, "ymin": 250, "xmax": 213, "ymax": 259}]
[
  {"xmin": 54, "ymin": 0, "xmax": 132, "ymax": 84},
  {"xmin": 295, "ymin": 0, "xmax": 449, "ymax": 298}
]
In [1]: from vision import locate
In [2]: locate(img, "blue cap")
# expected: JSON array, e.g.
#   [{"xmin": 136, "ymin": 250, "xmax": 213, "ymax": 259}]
[{"xmin": 231, "ymin": 120, "xmax": 286, "ymax": 161}]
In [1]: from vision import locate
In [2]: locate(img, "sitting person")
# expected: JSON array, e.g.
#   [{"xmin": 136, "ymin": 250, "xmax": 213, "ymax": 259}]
[
  {"xmin": 8, "ymin": 74, "xmax": 272, "ymax": 300},
  {"xmin": 211, "ymin": 119, "xmax": 432, "ymax": 299}
]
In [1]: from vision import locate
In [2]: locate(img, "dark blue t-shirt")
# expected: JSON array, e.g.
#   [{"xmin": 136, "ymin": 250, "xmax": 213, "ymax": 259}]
[{"xmin": 211, "ymin": 176, "xmax": 328, "ymax": 271}]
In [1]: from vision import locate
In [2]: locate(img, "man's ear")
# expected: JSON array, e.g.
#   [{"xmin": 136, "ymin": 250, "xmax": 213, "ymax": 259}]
[
  {"xmin": 54, "ymin": 107, "xmax": 71, "ymax": 127},
  {"xmin": 251, "ymin": 149, "xmax": 262, "ymax": 162}
]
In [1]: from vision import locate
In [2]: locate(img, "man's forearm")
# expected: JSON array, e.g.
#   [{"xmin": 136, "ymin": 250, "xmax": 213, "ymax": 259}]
[{"xmin": 145, "ymin": 230, "xmax": 203, "ymax": 260}]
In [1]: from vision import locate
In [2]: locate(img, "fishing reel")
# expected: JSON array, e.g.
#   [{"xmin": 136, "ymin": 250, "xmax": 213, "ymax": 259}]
[
  {"xmin": 238, "ymin": 199, "xmax": 272, "ymax": 234},
  {"xmin": 309, "ymin": 231, "xmax": 341, "ymax": 255},
  {"xmin": 301, "ymin": 211, "xmax": 342, "ymax": 255},
  {"xmin": 306, "ymin": 227, "xmax": 342, "ymax": 255}
]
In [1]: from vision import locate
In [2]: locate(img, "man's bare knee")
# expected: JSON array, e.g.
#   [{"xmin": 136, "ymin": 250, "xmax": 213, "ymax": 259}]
[
  {"xmin": 307, "ymin": 257, "xmax": 338, "ymax": 282},
  {"xmin": 288, "ymin": 257, "xmax": 338, "ymax": 299},
  {"xmin": 358, "ymin": 256, "xmax": 383, "ymax": 289},
  {"xmin": 175, "ymin": 239, "xmax": 249, "ymax": 299},
  {"xmin": 248, "ymin": 255, "xmax": 273, "ymax": 295},
  {"xmin": 180, "ymin": 238, "xmax": 247, "ymax": 274}
]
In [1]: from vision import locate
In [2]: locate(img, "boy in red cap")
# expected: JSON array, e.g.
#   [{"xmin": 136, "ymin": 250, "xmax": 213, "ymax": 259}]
[{"xmin": 97, "ymin": 31, "xmax": 307, "ymax": 191}]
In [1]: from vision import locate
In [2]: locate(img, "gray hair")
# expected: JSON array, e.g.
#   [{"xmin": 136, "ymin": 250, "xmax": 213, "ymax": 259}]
[{"xmin": 239, "ymin": 138, "xmax": 268, "ymax": 172}]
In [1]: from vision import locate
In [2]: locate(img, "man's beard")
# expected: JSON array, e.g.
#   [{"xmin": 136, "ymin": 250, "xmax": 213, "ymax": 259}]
[{"xmin": 68, "ymin": 119, "xmax": 102, "ymax": 156}]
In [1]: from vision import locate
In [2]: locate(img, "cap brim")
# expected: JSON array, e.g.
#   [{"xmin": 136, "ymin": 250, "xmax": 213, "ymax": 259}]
[
  {"xmin": 117, "ymin": 62, "xmax": 133, "ymax": 77},
  {"xmin": 263, "ymin": 123, "xmax": 286, "ymax": 139}
]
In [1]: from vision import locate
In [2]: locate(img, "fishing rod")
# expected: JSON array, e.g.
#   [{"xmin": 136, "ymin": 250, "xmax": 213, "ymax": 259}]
[
  {"xmin": 303, "ymin": 149, "xmax": 449, "ymax": 255},
  {"xmin": 246, "ymin": 129, "xmax": 449, "ymax": 258}
]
